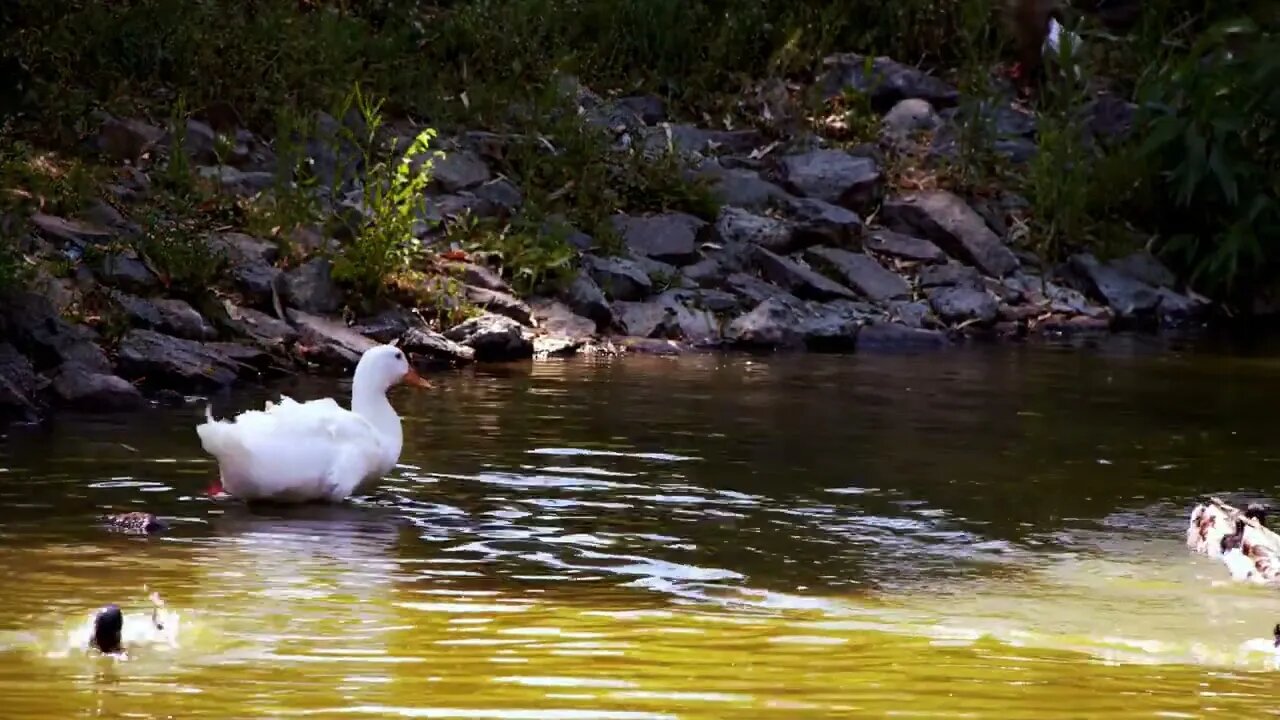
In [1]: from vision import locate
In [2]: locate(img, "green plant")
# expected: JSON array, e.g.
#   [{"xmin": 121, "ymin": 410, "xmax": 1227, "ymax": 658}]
[
  {"xmin": 331, "ymin": 86, "xmax": 439, "ymax": 299},
  {"xmin": 134, "ymin": 208, "xmax": 228, "ymax": 295},
  {"xmin": 454, "ymin": 213, "xmax": 579, "ymax": 296},
  {"xmin": 1136, "ymin": 18, "xmax": 1279, "ymax": 300}
]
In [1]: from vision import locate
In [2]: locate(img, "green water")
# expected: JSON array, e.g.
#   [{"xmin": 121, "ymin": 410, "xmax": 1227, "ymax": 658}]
[{"xmin": 3, "ymin": 339, "xmax": 1280, "ymax": 718}]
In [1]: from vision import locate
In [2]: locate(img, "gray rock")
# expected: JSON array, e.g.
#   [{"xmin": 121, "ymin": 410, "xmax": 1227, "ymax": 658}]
[
  {"xmin": 473, "ymin": 178, "xmax": 523, "ymax": 213},
  {"xmin": 927, "ymin": 286, "xmax": 999, "ymax": 325},
  {"xmin": 116, "ymin": 330, "xmax": 248, "ymax": 390},
  {"xmin": 819, "ymin": 53, "xmax": 960, "ymax": 111},
  {"xmin": 1080, "ymin": 94, "xmax": 1137, "ymax": 146},
  {"xmin": 463, "ymin": 284, "xmax": 534, "ymax": 326},
  {"xmin": 611, "ymin": 213, "xmax": 706, "ymax": 265},
  {"xmin": 615, "ymin": 95, "xmax": 666, "ymax": 125},
  {"xmin": 613, "ymin": 291, "xmax": 719, "ymax": 342},
  {"xmin": 919, "ymin": 262, "xmax": 984, "ymax": 289},
  {"xmin": 714, "ymin": 207, "xmax": 796, "ymax": 253},
  {"xmin": 299, "ymin": 110, "xmax": 364, "ymax": 192},
  {"xmin": 1067, "ymin": 253, "xmax": 1160, "ymax": 318},
  {"xmin": 858, "ymin": 322, "xmax": 949, "ymax": 350},
  {"xmin": 431, "ymin": 150, "xmax": 492, "ymax": 193},
  {"xmin": 886, "ymin": 300, "xmax": 940, "ymax": 329},
  {"xmin": 562, "ymin": 271, "xmax": 613, "ymax": 328},
  {"xmin": 30, "ymin": 213, "xmax": 115, "ymax": 247},
  {"xmin": 681, "ymin": 256, "xmax": 732, "ymax": 288},
  {"xmin": 442, "ymin": 261, "xmax": 512, "ymax": 293},
  {"xmin": 882, "ymin": 98, "xmax": 941, "ymax": 138},
  {"xmin": 287, "ymin": 309, "xmax": 377, "ymax": 369},
  {"xmin": 111, "ymin": 292, "xmax": 217, "ymax": 340},
  {"xmin": 176, "ymin": 119, "xmax": 218, "ymax": 164},
  {"xmin": 628, "ymin": 253, "xmax": 682, "ymax": 285},
  {"xmin": 685, "ymin": 288, "xmax": 741, "ymax": 314},
  {"xmin": 530, "ymin": 298, "xmax": 597, "ymax": 339},
  {"xmin": 724, "ymin": 296, "xmax": 806, "ymax": 349},
  {"xmin": 50, "ymin": 363, "xmax": 145, "ymax": 411},
  {"xmin": 96, "ymin": 116, "xmax": 164, "ymax": 162},
  {"xmin": 1110, "ymin": 250, "xmax": 1177, "ymax": 289},
  {"xmin": 97, "ymin": 251, "xmax": 160, "ymax": 291},
  {"xmin": 752, "ymin": 247, "xmax": 857, "ymax": 301},
  {"xmin": 882, "ymin": 191, "xmax": 1019, "ymax": 277},
  {"xmin": 0, "ymin": 291, "xmax": 111, "ymax": 372},
  {"xmin": 802, "ymin": 301, "xmax": 867, "ymax": 352},
  {"xmin": 784, "ymin": 197, "xmax": 865, "ymax": 247},
  {"xmin": 400, "ymin": 326, "xmax": 476, "ymax": 367},
  {"xmin": 283, "ymin": 258, "xmax": 342, "ymax": 314},
  {"xmin": 706, "ymin": 168, "xmax": 789, "ymax": 211},
  {"xmin": 641, "ymin": 125, "xmax": 765, "ymax": 157},
  {"xmin": 223, "ymin": 302, "xmax": 298, "ymax": 349},
  {"xmin": 79, "ymin": 201, "xmax": 135, "ymax": 234},
  {"xmin": 0, "ymin": 343, "xmax": 43, "ymax": 422},
  {"xmin": 533, "ymin": 336, "xmax": 582, "ymax": 358},
  {"xmin": 725, "ymin": 272, "xmax": 795, "ymax": 306},
  {"xmin": 865, "ymin": 229, "xmax": 947, "ymax": 264},
  {"xmin": 583, "ymin": 254, "xmax": 652, "ymax": 301},
  {"xmin": 805, "ymin": 247, "xmax": 910, "ymax": 302},
  {"xmin": 443, "ymin": 313, "xmax": 534, "ymax": 362},
  {"xmin": 773, "ymin": 150, "xmax": 881, "ymax": 212},
  {"xmin": 195, "ymin": 166, "xmax": 276, "ymax": 196}
]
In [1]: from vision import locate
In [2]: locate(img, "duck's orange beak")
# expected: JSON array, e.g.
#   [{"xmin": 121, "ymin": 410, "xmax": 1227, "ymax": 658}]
[{"xmin": 402, "ymin": 367, "xmax": 432, "ymax": 388}]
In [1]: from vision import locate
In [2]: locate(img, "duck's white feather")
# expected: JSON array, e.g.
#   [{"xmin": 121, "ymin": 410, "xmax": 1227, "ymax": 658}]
[{"xmin": 196, "ymin": 344, "xmax": 419, "ymax": 503}]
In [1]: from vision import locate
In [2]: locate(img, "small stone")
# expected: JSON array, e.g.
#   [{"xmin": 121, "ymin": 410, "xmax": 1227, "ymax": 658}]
[
  {"xmin": 562, "ymin": 270, "xmax": 613, "ymax": 328},
  {"xmin": 0, "ymin": 291, "xmax": 111, "ymax": 372},
  {"xmin": 283, "ymin": 258, "xmax": 342, "ymax": 314},
  {"xmin": 443, "ymin": 313, "xmax": 534, "ymax": 362},
  {"xmin": 611, "ymin": 213, "xmax": 706, "ymax": 265},
  {"xmin": 819, "ymin": 53, "xmax": 960, "ymax": 111},
  {"xmin": 882, "ymin": 98, "xmax": 941, "ymax": 138},
  {"xmin": 865, "ymin": 229, "xmax": 947, "ymax": 264},
  {"xmin": 443, "ymin": 261, "xmax": 512, "ymax": 293},
  {"xmin": 195, "ymin": 166, "xmax": 275, "ymax": 196},
  {"xmin": 784, "ymin": 197, "xmax": 865, "ymax": 247},
  {"xmin": 1067, "ymin": 253, "xmax": 1159, "ymax": 318},
  {"xmin": 96, "ymin": 116, "xmax": 164, "ymax": 162},
  {"xmin": 857, "ymin": 323, "xmax": 949, "ymax": 350},
  {"xmin": 111, "ymin": 292, "xmax": 217, "ymax": 340},
  {"xmin": 530, "ymin": 299, "xmax": 597, "ymax": 339},
  {"xmin": 463, "ymin": 285, "xmax": 534, "ymax": 326},
  {"xmin": 804, "ymin": 247, "xmax": 910, "ymax": 302},
  {"xmin": 431, "ymin": 149, "xmax": 492, "ymax": 193},
  {"xmin": 115, "ymin": 330, "xmax": 247, "ymax": 390},
  {"xmin": 582, "ymin": 254, "xmax": 652, "ymax": 301},
  {"xmin": 724, "ymin": 296, "xmax": 805, "ymax": 349},
  {"xmin": 288, "ymin": 310, "xmax": 377, "ymax": 369},
  {"xmin": 927, "ymin": 286, "xmax": 998, "ymax": 325},
  {"xmin": 882, "ymin": 191, "xmax": 1020, "ymax": 277},
  {"xmin": 886, "ymin": 300, "xmax": 939, "ymax": 329},
  {"xmin": 919, "ymin": 262, "xmax": 984, "ymax": 289},
  {"xmin": 533, "ymin": 336, "xmax": 582, "ymax": 358},
  {"xmin": 30, "ymin": 213, "xmax": 115, "ymax": 247},
  {"xmin": 97, "ymin": 252, "xmax": 160, "ymax": 291},
  {"xmin": 752, "ymin": 247, "xmax": 857, "ymax": 301},
  {"xmin": 473, "ymin": 178, "xmax": 523, "ymax": 213},
  {"xmin": 725, "ymin": 272, "xmax": 795, "ymax": 307},
  {"xmin": 714, "ymin": 207, "xmax": 796, "ymax": 253},
  {"xmin": 51, "ymin": 363, "xmax": 146, "ymax": 411},
  {"xmin": 400, "ymin": 326, "xmax": 476, "ymax": 367},
  {"xmin": 705, "ymin": 168, "xmax": 789, "ymax": 211},
  {"xmin": 773, "ymin": 150, "xmax": 881, "ymax": 212},
  {"xmin": 223, "ymin": 302, "xmax": 298, "ymax": 349}
]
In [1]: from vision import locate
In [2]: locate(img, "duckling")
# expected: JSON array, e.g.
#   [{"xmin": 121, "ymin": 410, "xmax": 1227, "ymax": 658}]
[
  {"xmin": 87, "ymin": 592, "xmax": 171, "ymax": 656},
  {"xmin": 1220, "ymin": 520, "xmax": 1261, "ymax": 582},
  {"xmin": 90, "ymin": 604, "xmax": 124, "ymax": 654},
  {"xmin": 102, "ymin": 512, "xmax": 167, "ymax": 535},
  {"xmin": 1187, "ymin": 501, "xmax": 1232, "ymax": 556}
]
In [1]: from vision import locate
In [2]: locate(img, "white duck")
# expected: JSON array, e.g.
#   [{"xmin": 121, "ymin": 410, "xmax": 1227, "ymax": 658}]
[{"xmin": 196, "ymin": 343, "xmax": 431, "ymax": 503}]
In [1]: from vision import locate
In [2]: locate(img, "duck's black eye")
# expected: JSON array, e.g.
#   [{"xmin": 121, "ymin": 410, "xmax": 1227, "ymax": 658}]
[{"xmin": 396, "ymin": 352, "xmax": 404, "ymax": 361}]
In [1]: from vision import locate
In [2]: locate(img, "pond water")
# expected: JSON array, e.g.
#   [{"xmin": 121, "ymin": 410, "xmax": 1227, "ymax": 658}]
[{"xmin": 3, "ymin": 338, "xmax": 1280, "ymax": 718}]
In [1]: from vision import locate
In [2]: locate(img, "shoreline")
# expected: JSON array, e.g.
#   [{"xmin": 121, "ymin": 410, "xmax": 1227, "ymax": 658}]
[{"xmin": 0, "ymin": 59, "xmax": 1234, "ymax": 428}]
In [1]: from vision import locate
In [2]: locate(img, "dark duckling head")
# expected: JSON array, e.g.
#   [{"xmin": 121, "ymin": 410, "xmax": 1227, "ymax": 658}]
[
  {"xmin": 1221, "ymin": 519, "xmax": 1247, "ymax": 553},
  {"xmin": 103, "ymin": 512, "xmax": 167, "ymax": 535},
  {"xmin": 92, "ymin": 605, "xmax": 123, "ymax": 654},
  {"xmin": 1246, "ymin": 504, "xmax": 1268, "ymax": 528},
  {"xmin": 1273, "ymin": 623, "xmax": 1280, "ymax": 648}
]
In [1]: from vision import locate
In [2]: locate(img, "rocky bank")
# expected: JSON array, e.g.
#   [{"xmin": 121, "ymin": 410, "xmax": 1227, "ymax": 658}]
[{"xmin": 0, "ymin": 53, "xmax": 1210, "ymax": 424}]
